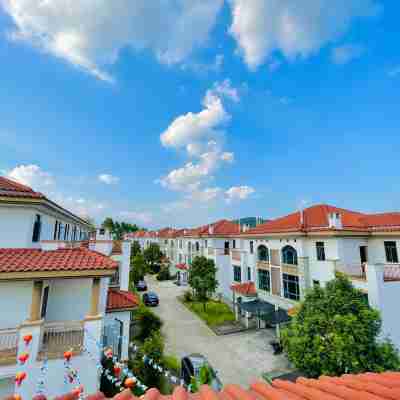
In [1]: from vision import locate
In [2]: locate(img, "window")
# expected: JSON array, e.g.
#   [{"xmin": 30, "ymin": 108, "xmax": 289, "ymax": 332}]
[
  {"xmin": 283, "ymin": 274, "xmax": 300, "ymax": 301},
  {"xmin": 72, "ymin": 226, "xmax": 77, "ymax": 241},
  {"xmin": 53, "ymin": 221, "xmax": 59, "ymax": 240},
  {"xmin": 385, "ymin": 241, "xmax": 399, "ymax": 263},
  {"xmin": 64, "ymin": 224, "xmax": 69, "ymax": 240},
  {"xmin": 233, "ymin": 240, "xmax": 236, "ymax": 249},
  {"xmin": 195, "ymin": 242, "xmax": 200, "ymax": 252},
  {"xmin": 205, "ymin": 240, "xmax": 208, "ymax": 248},
  {"xmin": 99, "ymin": 228, "xmax": 105, "ymax": 235},
  {"xmin": 250, "ymin": 241, "xmax": 254, "ymax": 254},
  {"xmin": 258, "ymin": 270, "xmax": 270, "ymax": 292},
  {"xmin": 58, "ymin": 223, "xmax": 64, "ymax": 240},
  {"xmin": 316, "ymin": 242, "xmax": 326, "ymax": 261},
  {"xmin": 32, "ymin": 214, "xmax": 42, "ymax": 243},
  {"xmin": 313, "ymin": 280, "xmax": 320, "ymax": 287},
  {"xmin": 224, "ymin": 241, "xmax": 230, "ymax": 255},
  {"xmin": 282, "ymin": 245, "xmax": 298, "ymax": 265},
  {"xmin": 257, "ymin": 245, "xmax": 269, "ymax": 262},
  {"xmin": 247, "ymin": 267, "xmax": 251, "ymax": 281},
  {"xmin": 233, "ymin": 266, "xmax": 241, "ymax": 282}
]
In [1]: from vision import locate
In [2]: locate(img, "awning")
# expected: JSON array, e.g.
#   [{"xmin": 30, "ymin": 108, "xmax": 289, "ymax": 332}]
[
  {"xmin": 259, "ymin": 309, "xmax": 291, "ymax": 325},
  {"xmin": 239, "ymin": 299, "xmax": 275, "ymax": 314}
]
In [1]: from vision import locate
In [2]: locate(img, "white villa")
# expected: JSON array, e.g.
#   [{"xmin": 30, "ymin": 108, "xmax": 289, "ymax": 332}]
[
  {"xmin": 131, "ymin": 204, "xmax": 400, "ymax": 350},
  {"xmin": 0, "ymin": 177, "xmax": 138, "ymax": 399}
]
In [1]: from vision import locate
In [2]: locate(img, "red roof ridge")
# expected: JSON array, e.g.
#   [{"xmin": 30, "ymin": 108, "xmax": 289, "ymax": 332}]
[{"xmin": 0, "ymin": 176, "xmax": 38, "ymax": 193}]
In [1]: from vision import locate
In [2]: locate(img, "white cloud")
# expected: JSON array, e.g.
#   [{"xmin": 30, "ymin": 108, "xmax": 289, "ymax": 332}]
[
  {"xmin": 225, "ymin": 185, "xmax": 255, "ymax": 203},
  {"xmin": 119, "ymin": 211, "xmax": 153, "ymax": 225},
  {"xmin": 159, "ymin": 150, "xmax": 229, "ymax": 192},
  {"xmin": 7, "ymin": 164, "xmax": 54, "ymax": 190},
  {"xmin": 98, "ymin": 174, "xmax": 120, "ymax": 185},
  {"xmin": 1, "ymin": 0, "xmax": 223, "ymax": 81},
  {"xmin": 229, "ymin": 0, "xmax": 380, "ymax": 69},
  {"xmin": 331, "ymin": 43, "xmax": 365, "ymax": 64}
]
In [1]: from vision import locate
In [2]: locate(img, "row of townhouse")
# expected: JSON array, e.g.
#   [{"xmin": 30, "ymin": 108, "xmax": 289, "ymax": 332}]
[
  {"xmin": 128, "ymin": 204, "xmax": 400, "ymax": 350},
  {"xmin": 0, "ymin": 177, "xmax": 139, "ymax": 399}
]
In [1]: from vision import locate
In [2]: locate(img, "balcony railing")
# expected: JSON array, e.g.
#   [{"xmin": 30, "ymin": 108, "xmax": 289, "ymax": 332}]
[
  {"xmin": 335, "ymin": 262, "xmax": 367, "ymax": 280},
  {"xmin": 207, "ymin": 247, "xmax": 215, "ymax": 256},
  {"xmin": 231, "ymin": 250, "xmax": 242, "ymax": 262},
  {"xmin": 0, "ymin": 328, "xmax": 18, "ymax": 366},
  {"xmin": 383, "ymin": 264, "xmax": 400, "ymax": 282},
  {"xmin": 38, "ymin": 321, "xmax": 84, "ymax": 360},
  {"xmin": 215, "ymin": 248, "xmax": 230, "ymax": 256}
]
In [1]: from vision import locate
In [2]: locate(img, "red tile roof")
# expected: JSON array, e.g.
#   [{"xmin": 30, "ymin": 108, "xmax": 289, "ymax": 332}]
[
  {"xmin": 0, "ymin": 248, "xmax": 118, "ymax": 274},
  {"xmin": 106, "ymin": 289, "xmax": 139, "ymax": 312},
  {"xmin": 201, "ymin": 220, "xmax": 241, "ymax": 237},
  {"xmin": 13, "ymin": 372, "xmax": 400, "ymax": 400},
  {"xmin": 230, "ymin": 282, "xmax": 257, "ymax": 296},
  {"xmin": 245, "ymin": 204, "xmax": 400, "ymax": 235},
  {"xmin": 0, "ymin": 176, "xmax": 45, "ymax": 199}
]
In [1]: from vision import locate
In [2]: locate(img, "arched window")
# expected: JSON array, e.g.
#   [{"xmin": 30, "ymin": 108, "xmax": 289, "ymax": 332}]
[
  {"xmin": 257, "ymin": 245, "xmax": 269, "ymax": 262},
  {"xmin": 282, "ymin": 245, "xmax": 298, "ymax": 265}
]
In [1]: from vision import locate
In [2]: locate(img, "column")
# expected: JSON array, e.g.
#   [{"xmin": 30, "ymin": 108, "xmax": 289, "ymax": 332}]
[
  {"xmin": 89, "ymin": 278, "xmax": 101, "ymax": 317},
  {"xmin": 366, "ymin": 263, "xmax": 385, "ymax": 310},
  {"xmin": 29, "ymin": 281, "xmax": 43, "ymax": 322}
]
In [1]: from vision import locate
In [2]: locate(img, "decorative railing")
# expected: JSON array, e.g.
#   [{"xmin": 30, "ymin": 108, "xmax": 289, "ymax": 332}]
[
  {"xmin": 38, "ymin": 321, "xmax": 84, "ymax": 360},
  {"xmin": 0, "ymin": 328, "xmax": 18, "ymax": 365},
  {"xmin": 109, "ymin": 267, "xmax": 120, "ymax": 287},
  {"xmin": 335, "ymin": 262, "xmax": 366, "ymax": 280},
  {"xmin": 216, "ymin": 248, "xmax": 230, "ymax": 256},
  {"xmin": 383, "ymin": 264, "xmax": 400, "ymax": 282},
  {"xmin": 231, "ymin": 250, "xmax": 242, "ymax": 262},
  {"xmin": 207, "ymin": 247, "xmax": 215, "ymax": 256},
  {"xmin": 111, "ymin": 240, "xmax": 122, "ymax": 255}
]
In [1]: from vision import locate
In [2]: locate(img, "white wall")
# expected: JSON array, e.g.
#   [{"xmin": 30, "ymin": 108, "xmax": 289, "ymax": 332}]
[
  {"xmin": 45, "ymin": 279, "xmax": 92, "ymax": 322},
  {"xmin": 368, "ymin": 238, "xmax": 400, "ymax": 264},
  {"xmin": 0, "ymin": 281, "xmax": 33, "ymax": 328},
  {"xmin": 0, "ymin": 204, "xmax": 90, "ymax": 248}
]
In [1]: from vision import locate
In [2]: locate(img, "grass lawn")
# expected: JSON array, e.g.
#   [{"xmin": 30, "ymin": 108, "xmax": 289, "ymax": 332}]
[{"xmin": 180, "ymin": 298, "xmax": 235, "ymax": 327}]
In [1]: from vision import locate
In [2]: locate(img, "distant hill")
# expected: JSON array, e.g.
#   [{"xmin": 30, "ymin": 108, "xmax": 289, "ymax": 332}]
[{"xmin": 232, "ymin": 217, "xmax": 267, "ymax": 228}]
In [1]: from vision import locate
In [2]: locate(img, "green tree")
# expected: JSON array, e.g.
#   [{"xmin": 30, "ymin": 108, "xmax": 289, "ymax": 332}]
[
  {"xmin": 281, "ymin": 274, "xmax": 400, "ymax": 377},
  {"xmin": 188, "ymin": 256, "xmax": 218, "ymax": 311},
  {"xmin": 130, "ymin": 253, "xmax": 147, "ymax": 287},
  {"xmin": 131, "ymin": 241, "xmax": 142, "ymax": 258},
  {"xmin": 135, "ymin": 305, "xmax": 163, "ymax": 341},
  {"xmin": 102, "ymin": 218, "xmax": 140, "ymax": 239},
  {"xmin": 102, "ymin": 217, "xmax": 115, "ymax": 232},
  {"xmin": 143, "ymin": 243, "xmax": 163, "ymax": 273}
]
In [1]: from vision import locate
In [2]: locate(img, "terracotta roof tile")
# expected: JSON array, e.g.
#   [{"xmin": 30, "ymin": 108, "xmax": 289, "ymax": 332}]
[
  {"xmin": 106, "ymin": 289, "xmax": 140, "ymax": 312},
  {"xmin": 0, "ymin": 176, "xmax": 45, "ymax": 199},
  {"xmin": 244, "ymin": 204, "xmax": 400, "ymax": 235},
  {"xmin": 9, "ymin": 372, "xmax": 400, "ymax": 400},
  {"xmin": 0, "ymin": 248, "xmax": 117, "ymax": 274}
]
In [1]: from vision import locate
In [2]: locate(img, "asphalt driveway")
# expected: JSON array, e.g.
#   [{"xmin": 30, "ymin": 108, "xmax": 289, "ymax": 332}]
[{"xmin": 146, "ymin": 276, "xmax": 290, "ymax": 387}]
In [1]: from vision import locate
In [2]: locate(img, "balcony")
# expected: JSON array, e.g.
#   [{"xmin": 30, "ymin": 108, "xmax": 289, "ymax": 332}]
[
  {"xmin": 37, "ymin": 321, "xmax": 84, "ymax": 360},
  {"xmin": 231, "ymin": 250, "xmax": 242, "ymax": 263},
  {"xmin": 207, "ymin": 247, "xmax": 215, "ymax": 256},
  {"xmin": 383, "ymin": 264, "xmax": 400, "ymax": 282},
  {"xmin": 256, "ymin": 260, "xmax": 270, "ymax": 270},
  {"xmin": 0, "ymin": 328, "xmax": 18, "ymax": 366}
]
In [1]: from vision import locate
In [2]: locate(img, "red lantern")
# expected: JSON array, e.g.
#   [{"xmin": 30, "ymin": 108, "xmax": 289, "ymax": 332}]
[
  {"xmin": 15, "ymin": 372, "xmax": 26, "ymax": 386},
  {"xmin": 124, "ymin": 378, "xmax": 135, "ymax": 388},
  {"xmin": 18, "ymin": 353, "xmax": 29, "ymax": 365},
  {"xmin": 64, "ymin": 350, "xmax": 73, "ymax": 362},
  {"xmin": 23, "ymin": 334, "xmax": 32, "ymax": 345}
]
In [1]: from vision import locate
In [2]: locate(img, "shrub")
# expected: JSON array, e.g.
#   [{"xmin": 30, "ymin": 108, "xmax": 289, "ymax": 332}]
[
  {"xmin": 163, "ymin": 354, "xmax": 181, "ymax": 374},
  {"xmin": 135, "ymin": 305, "xmax": 163, "ymax": 341},
  {"xmin": 156, "ymin": 267, "xmax": 171, "ymax": 281},
  {"xmin": 183, "ymin": 290, "xmax": 193, "ymax": 302}
]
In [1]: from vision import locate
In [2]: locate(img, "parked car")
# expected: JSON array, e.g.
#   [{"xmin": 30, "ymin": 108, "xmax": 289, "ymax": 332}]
[
  {"xmin": 181, "ymin": 354, "xmax": 222, "ymax": 391},
  {"xmin": 136, "ymin": 280, "xmax": 147, "ymax": 291},
  {"xmin": 142, "ymin": 291, "xmax": 159, "ymax": 306}
]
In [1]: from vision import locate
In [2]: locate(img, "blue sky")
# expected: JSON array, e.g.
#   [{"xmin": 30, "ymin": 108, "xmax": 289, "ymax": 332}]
[{"xmin": 0, "ymin": 1, "xmax": 399, "ymax": 228}]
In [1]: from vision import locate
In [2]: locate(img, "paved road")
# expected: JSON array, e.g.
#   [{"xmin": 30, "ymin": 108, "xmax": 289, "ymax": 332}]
[{"xmin": 147, "ymin": 276, "xmax": 290, "ymax": 387}]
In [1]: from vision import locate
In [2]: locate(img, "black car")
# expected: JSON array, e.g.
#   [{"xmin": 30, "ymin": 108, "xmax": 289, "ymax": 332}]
[
  {"xmin": 136, "ymin": 280, "xmax": 147, "ymax": 291},
  {"xmin": 181, "ymin": 354, "xmax": 222, "ymax": 391},
  {"xmin": 142, "ymin": 291, "xmax": 159, "ymax": 306}
]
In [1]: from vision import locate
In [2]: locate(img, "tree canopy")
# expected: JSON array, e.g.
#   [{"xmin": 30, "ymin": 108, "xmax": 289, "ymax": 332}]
[
  {"xmin": 130, "ymin": 253, "xmax": 147, "ymax": 287},
  {"xmin": 102, "ymin": 217, "xmax": 141, "ymax": 239},
  {"xmin": 188, "ymin": 256, "xmax": 218, "ymax": 310},
  {"xmin": 281, "ymin": 274, "xmax": 400, "ymax": 377},
  {"xmin": 143, "ymin": 243, "xmax": 163, "ymax": 272}
]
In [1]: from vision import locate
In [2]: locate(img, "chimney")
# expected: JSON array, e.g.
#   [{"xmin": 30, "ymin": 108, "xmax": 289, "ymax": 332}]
[{"xmin": 328, "ymin": 212, "xmax": 342, "ymax": 229}]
